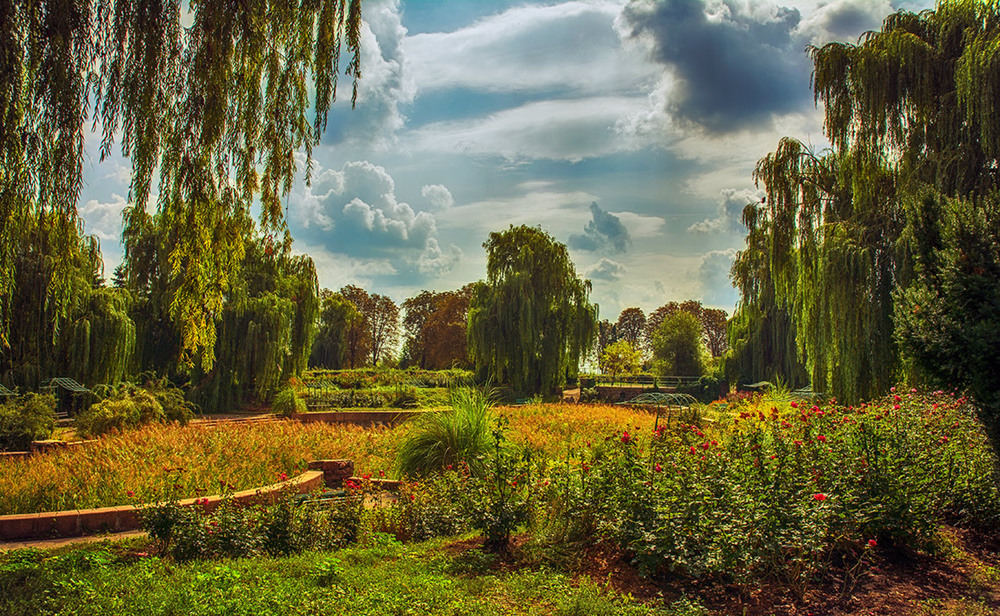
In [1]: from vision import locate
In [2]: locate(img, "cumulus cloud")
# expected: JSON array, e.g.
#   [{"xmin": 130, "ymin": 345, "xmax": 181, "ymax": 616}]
[
  {"xmin": 795, "ymin": 0, "xmax": 893, "ymax": 45},
  {"xmin": 688, "ymin": 188, "xmax": 763, "ymax": 234},
  {"xmin": 80, "ymin": 194, "xmax": 126, "ymax": 241},
  {"xmin": 421, "ymin": 184, "xmax": 454, "ymax": 209},
  {"xmin": 417, "ymin": 237, "xmax": 463, "ymax": 276},
  {"xmin": 585, "ymin": 257, "xmax": 627, "ymax": 281},
  {"xmin": 569, "ymin": 202, "xmax": 631, "ymax": 254},
  {"xmin": 405, "ymin": 1, "xmax": 657, "ymax": 95},
  {"xmin": 618, "ymin": 0, "xmax": 813, "ymax": 134},
  {"xmin": 321, "ymin": 0, "xmax": 415, "ymax": 149},
  {"xmin": 289, "ymin": 160, "xmax": 461, "ymax": 282}
]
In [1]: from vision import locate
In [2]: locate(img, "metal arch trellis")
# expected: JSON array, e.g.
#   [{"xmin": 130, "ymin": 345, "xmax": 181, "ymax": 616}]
[
  {"xmin": 0, "ymin": 383, "xmax": 15, "ymax": 397},
  {"xmin": 40, "ymin": 378, "xmax": 91, "ymax": 394},
  {"xmin": 617, "ymin": 392, "xmax": 699, "ymax": 432}
]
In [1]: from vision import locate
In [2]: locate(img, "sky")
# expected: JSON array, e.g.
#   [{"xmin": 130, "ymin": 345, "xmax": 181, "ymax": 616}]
[{"xmin": 78, "ymin": 0, "xmax": 935, "ymax": 321}]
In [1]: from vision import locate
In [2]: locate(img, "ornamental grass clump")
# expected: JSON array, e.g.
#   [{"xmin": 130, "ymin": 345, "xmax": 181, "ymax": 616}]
[{"xmin": 396, "ymin": 387, "xmax": 494, "ymax": 478}]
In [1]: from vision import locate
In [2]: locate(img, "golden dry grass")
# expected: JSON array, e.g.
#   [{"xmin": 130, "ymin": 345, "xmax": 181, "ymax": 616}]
[{"xmin": 0, "ymin": 403, "xmax": 648, "ymax": 515}]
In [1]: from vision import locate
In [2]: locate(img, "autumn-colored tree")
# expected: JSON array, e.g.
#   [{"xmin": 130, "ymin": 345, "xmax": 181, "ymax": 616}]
[
  {"xmin": 402, "ymin": 291, "xmax": 438, "ymax": 368},
  {"xmin": 422, "ymin": 286, "xmax": 473, "ymax": 369},
  {"xmin": 340, "ymin": 285, "xmax": 373, "ymax": 368},
  {"xmin": 701, "ymin": 308, "xmax": 729, "ymax": 357},
  {"xmin": 616, "ymin": 307, "xmax": 646, "ymax": 350},
  {"xmin": 368, "ymin": 294, "xmax": 400, "ymax": 366},
  {"xmin": 645, "ymin": 300, "xmax": 702, "ymax": 343}
]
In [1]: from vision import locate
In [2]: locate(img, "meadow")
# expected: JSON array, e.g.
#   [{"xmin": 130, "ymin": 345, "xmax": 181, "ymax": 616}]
[{"xmin": 0, "ymin": 402, "xmax": 659, "ymax": 515}]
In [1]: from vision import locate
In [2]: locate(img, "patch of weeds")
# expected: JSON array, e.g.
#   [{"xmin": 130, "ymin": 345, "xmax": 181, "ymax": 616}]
[
  {"xmin": 916, "ymin": 598, "xmax": 997, "ymax": 616},
  {"xmin": 445, "ymin": 549, "xmax": 498, "ymax": 575}
]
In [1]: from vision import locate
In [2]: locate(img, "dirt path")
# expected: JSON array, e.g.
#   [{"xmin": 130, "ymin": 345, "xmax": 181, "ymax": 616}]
[{"xmin": 1, "ymin": 530, "xmax": 147, "ymax": 552}]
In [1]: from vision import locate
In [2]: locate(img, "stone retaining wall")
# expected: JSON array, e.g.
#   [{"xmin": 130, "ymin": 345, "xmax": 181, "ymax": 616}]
[{"xmin": 0, "ymin": 470, "xmax": 324, "ymax": 541}]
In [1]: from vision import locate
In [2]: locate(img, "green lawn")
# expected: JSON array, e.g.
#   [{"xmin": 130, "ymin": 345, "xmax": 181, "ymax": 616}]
[{"xmin": 0, "ymin": 535, "xmax": 706, "ymax": 616}]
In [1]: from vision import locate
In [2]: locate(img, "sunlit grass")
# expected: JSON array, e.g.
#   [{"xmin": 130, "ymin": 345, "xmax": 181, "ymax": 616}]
[{"xmin": 0, "ymin": 403, "xmax": 656, "ymax": 515}]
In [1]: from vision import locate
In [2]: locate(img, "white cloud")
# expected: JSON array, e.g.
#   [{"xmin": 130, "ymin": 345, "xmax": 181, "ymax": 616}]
[
  {"xmin": 79, "ymin": 194, "xmax": 126, "ymax": 241},
  {"xmin": 585, "ymin": 257, "xmax": 627, "ymax": 280},
  {"xmin": 443, "ymin": 189, "xmax": 597, "ymax": 237},
  {"xmin": 613, "ymin": 211, "xmax": 667, "ymax": 239},
  {"xmin": 417, "ymin": 237, "xmax": 463, "ymax": 275},
  {"xmin": 688, "ymin": 188, "xmax": 763, "ymax": 234},
  {"xmin": 408, "ymin": 96, "xmax": 650, "ymax": 162},
  {"xmin": 323, "ymin": 0, "xmax": 415, "ymax": 149},
  {"xmin": 421, "ymin": 184, "xmax": 454, "ymax": 209},
  {"xmin": 405, "ymin": 1, "xmax": 656, "ymax": 95}
]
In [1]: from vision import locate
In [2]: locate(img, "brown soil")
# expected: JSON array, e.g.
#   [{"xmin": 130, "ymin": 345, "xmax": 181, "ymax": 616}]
[{"xmin": 440, "ymin": 526, "xmax": 1000, "ymax": 615}]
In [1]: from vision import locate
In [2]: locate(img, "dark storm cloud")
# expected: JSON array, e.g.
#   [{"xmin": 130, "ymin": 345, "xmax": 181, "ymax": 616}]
[
  {"xmin": 619, "ymin": 0, "xmax": 814, "ymax": 133},
  {"xmin": 569, "ymin": 202, "xmax": 631, "ymax": 254}
]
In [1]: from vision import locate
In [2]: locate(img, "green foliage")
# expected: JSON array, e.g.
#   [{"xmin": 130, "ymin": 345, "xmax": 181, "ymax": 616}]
[
  {"xmin": 896, "ymin": 190, "xmax": 1000, "ymax": 467},
  {"xmin": 0, "ymin": 394, "xmax": 56, "ymax": 451},
  {"xmin": 397, "ymin": 387, "xmax": 494, "ymax": 478},
  {"xmin": 0, "ymin": 536, "xmax": 672, "ymax": 616},
  {"xmin": 140, "ymin": 489, "xmax": 362, "ymax": 562},
  {"xmin": 730, "ymin": 1, "xmax": 1000, "ymax": 405},
  {"xmin": 677, "ymin": 376, "xmax": 724, "ymax": 404},
  {"xmin": 272, "ymin": 388, "xmax": 306, "ymax": 417},
  {"xmin": 310, "ymin": 292, "xmax": 361, "ymax": 369},
  {"xmin": 75, "ymin": 390, "xmax": 165, "ymax": 438},
  {"xmin": 467, "ymin": 416, "xmax": 533, "ymax": 552},
  {"xmin": 599, "ymin": 340, "xmax": 642, "ymax": 383},
  {"xmin": 2, "ymin": 0, "xmax": 362, "ymax": 371},
  {"xmin": 468, "ymin": 225, "xmax": 598, "ymax": 396},
  {"xmin": 576, "ymin": 391, "xmax": 998, "ymax": 591},
  {"xmin": 75, "ymin": 380, "xmax": 194, "ymax": 437},
  {"xmin": 652, "ymin": 312, "xmax": 705, "ymax": 377}
]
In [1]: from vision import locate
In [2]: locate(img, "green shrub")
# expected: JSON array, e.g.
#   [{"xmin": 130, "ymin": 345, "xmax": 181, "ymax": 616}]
[
  {"xmin": 140, "ymin": 488, "xmax": 363, "ymax": 561},
  {"xmin": 271, "ymin": 387, "xmax": 306, "ymax": 417},
  {"xmin": 397, "ymin": 387, "xmax": 494, "ymax": 478},
  {"xmin": 144, "ymin": 378, "xmax": 196, "ymax": 425},
  {"xmin": 0, "ymin": 394, "xmax": 56, "ymax": 451},
  {"xmin": 75, "ymin": 390, "xmax": 164, "ymax": 437}
]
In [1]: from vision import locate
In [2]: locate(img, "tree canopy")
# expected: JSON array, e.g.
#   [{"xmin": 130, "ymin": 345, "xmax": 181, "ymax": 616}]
[
  {"xmin": 468, "ymin": 225, "xmax": 598, "ymax": 396},
  {"xmin": 728, "ymin": 0, "xmax": 1000, "ymax": 459},
  {"xmin": 1, "ymin": 0, "xmax": 362, "ymax": 372}
]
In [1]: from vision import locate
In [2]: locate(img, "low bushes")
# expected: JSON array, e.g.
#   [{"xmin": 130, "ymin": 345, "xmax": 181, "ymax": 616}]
[
  {"xmin": 141, "ymin": 486, "xmax": 362, "ymax": 561},
  {"xmin": 0, "ymin": 393, "xmax": 56, "ymax": 451},
  {"xmin": 75, "ymin": 380, "xmax": 195, "ymax": 438},
  {"xmin": 272, "ymin": 388, "xmax": 307, "ymax": 417}
]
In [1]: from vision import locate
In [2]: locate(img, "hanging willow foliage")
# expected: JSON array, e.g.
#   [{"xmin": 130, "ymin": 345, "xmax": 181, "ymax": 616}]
[
  {"xmin": 187, "ymin": 238, "xmax": 319, "ymax": 412},
  {"xmin": 1, "ymin": 211, "xmax": 135, "ymax": 390},
  {"xmin": 468, "ymin": 226, "xmax": 598, "ymax": 396},
  {"xmin": 1, "ymin": 0, "xmax": 362, "ymax": 369},
  {"xmin": 731, "ymin": 1, "xmax": 1000, "ymax": 403}
]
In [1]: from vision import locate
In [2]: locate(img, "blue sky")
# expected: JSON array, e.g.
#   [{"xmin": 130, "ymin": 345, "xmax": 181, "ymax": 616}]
[{"xmin": 78, "ymin": 0, "xmax": 934, "ymax": 321}]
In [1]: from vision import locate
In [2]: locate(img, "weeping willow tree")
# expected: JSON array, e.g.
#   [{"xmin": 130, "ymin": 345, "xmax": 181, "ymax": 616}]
[
  {"xmin": 731, "ymin": 0, "xmax": 1000, "ymax": 404},
  {"xmin": 125, "ymin": 229, "xmax": 321, "ymax": 412},
  {"xmin": 730, "ymin": 139, "xmax": 903, "ymax": 401},
  {"xmin": 1, "ymin": 0, "xmax": 362, "ymax": 374},
  {"xmin": 468, "ymin": 225, "xmax": 598, "ymax": 396},
  {"xmin": 1, "ymin": 212, "xmax": 134, "ymax": 389}
]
